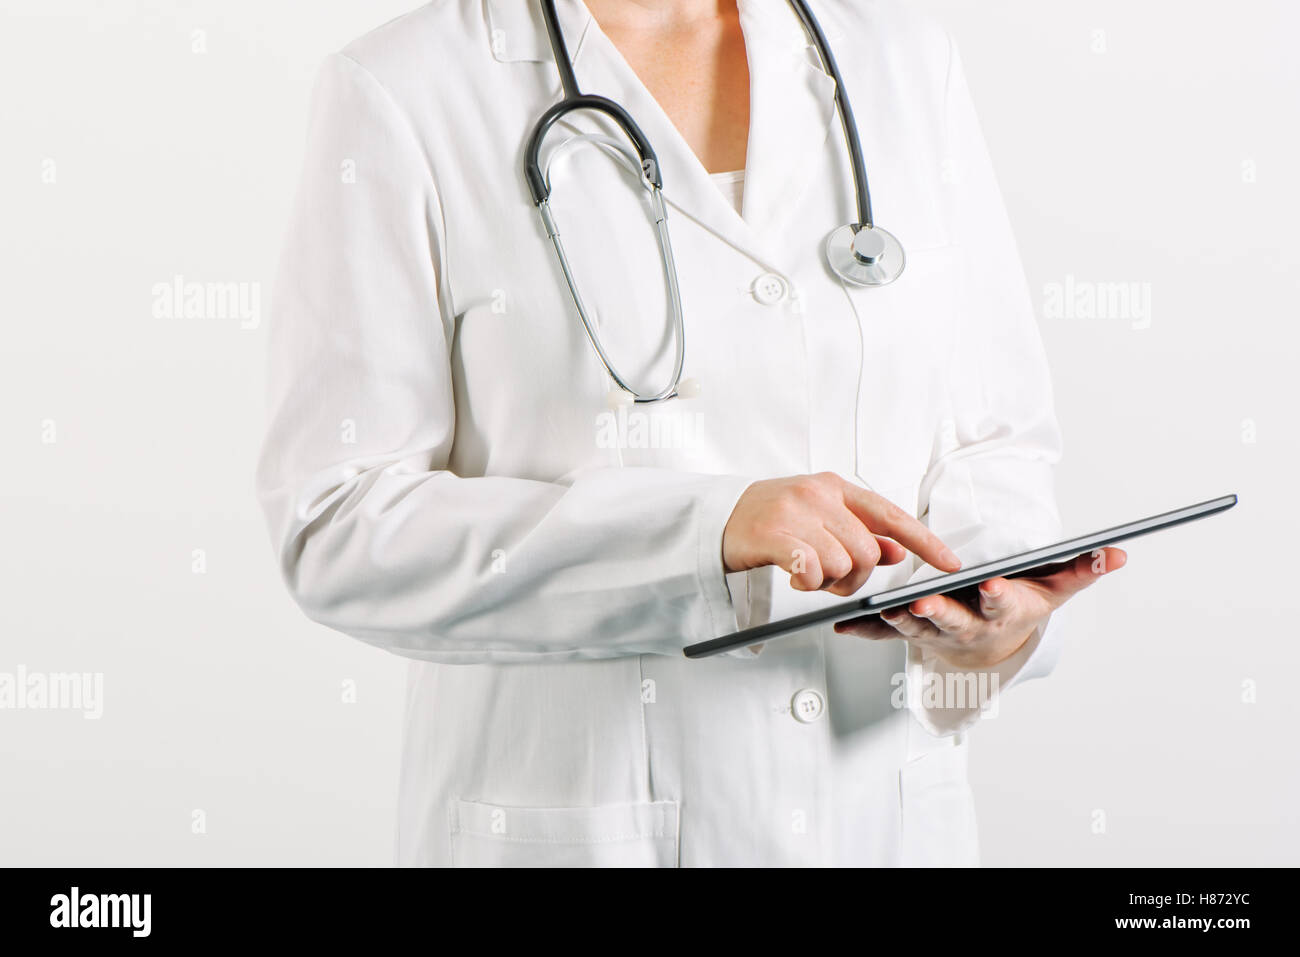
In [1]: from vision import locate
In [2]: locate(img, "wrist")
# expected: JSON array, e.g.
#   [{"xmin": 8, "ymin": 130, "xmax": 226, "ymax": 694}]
[{"xmin": 934, "ymin": 624, "xmax": 1037, "ymax": 669}]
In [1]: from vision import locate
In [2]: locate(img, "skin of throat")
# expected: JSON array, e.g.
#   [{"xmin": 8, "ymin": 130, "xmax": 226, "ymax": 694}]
[{"xmin": 584, "ymin": 0, "xmax": 752, "ymax": 174}]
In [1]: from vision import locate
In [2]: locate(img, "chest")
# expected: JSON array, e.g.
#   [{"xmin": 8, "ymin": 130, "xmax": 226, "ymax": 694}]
[
  {"xmin": 412, "ymin": 16, "xmax": 960, "ymax": 496},
  {"xmin": 598, "ymin": 16, "xmax": 751, "ymax": 173}
]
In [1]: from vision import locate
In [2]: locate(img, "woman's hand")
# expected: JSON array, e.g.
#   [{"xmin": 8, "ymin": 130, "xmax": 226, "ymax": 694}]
[
  {"xmin": 833, "ymin": 547, "xmax": 1128, "ymax": 668},
  {"xmin": 722, "ymin": 473, "xmax": 963, "ymax": 596}
]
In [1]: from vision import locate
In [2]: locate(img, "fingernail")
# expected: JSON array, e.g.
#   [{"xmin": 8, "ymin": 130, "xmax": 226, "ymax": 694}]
[{"xmin": 944, "ymin": 549, "xmax": 962, "ymax": 568}]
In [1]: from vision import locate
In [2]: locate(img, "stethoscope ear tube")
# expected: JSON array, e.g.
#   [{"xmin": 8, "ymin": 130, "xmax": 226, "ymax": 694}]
[{"xmin": 524, "ymin": 95, "xmax": 663, "ymax": 204}]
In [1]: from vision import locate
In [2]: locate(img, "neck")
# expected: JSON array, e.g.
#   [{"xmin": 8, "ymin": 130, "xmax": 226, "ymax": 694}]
[{"xmin": 584, "ymin": 0, "xmax": 739, "ymax": 30}]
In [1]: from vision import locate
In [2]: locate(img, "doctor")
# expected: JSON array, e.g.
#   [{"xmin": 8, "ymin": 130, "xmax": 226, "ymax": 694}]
[{"xmin": 258, "ymin": 0, "xmax": 1123, "ymax": 866}]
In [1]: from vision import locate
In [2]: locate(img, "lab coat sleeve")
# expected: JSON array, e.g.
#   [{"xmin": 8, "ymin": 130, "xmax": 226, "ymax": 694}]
[
  {"xmin": 256, "ymin": 54, "xmax": 754, "ymax": 663},
  {"xmin": 904, "ymin": 35, "xmax": 1066, "ymax": 735}
]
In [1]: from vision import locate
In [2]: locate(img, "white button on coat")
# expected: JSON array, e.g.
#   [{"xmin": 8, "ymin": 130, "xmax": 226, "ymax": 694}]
[
  {"xmin": 791, "ymin": 689, "xmax": 825, "ymax": 723},
  {"xmin": 748, "ymin": 270, "xmax": 785, "ymax": 304},
  {"xmin": 752, "ymin": 272, "xmax": 788, "ymax": 305},
  {"xmin": 257, "ymin": 0, "xmax": 1066, "ymax": 867}
]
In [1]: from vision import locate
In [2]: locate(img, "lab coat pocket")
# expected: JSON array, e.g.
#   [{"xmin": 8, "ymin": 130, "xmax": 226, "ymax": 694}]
[
  {"xmin": 850, "ymin": 245, "xmax": 962, "ymax": 516},
  {"xmin": 448, "ymin": 799, "xmax": 679, "ymax": 868},
  {"xmin": 899, "ymin": 740, "xmax": 979, "ymax": 867}
]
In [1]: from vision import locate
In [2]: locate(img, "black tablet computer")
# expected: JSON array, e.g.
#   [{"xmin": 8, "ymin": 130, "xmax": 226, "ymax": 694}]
[{"xmin": 682, "ymin": 493, "xmax": 1238, "ymax": 659}]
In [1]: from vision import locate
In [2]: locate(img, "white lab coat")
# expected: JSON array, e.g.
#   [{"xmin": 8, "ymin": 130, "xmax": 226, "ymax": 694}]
[{"xmin": 257, "ymin": 0, "xmax": 1065, "ymax": 866}]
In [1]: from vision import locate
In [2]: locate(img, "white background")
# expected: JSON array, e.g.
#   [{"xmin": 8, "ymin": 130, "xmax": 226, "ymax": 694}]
[{"xmin": 1, "ymin": 0, "xmax": 1295, "ymax": 865}]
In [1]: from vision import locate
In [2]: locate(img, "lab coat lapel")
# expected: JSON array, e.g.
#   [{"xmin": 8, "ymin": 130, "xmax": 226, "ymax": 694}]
[
  {"xmin": 490, "ymin": 0, "xmax": 840, "ymax": 268},
  {"xmin": 488, "ymin": 1, "xmax": 755, "ymax": 251},
  {"xmin": 485, "ymin": 0, "xmax": 593, "ymax": 63},
  {"xmin": 737, "ymin": 1, "xmax": 841, "ymax": 237},
  {"xmin": 561, "ymin": 24, "xmax": 767, "ymax": 264}
]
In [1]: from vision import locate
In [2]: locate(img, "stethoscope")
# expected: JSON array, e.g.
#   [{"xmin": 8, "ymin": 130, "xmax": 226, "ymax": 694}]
[{"xmin": 524, "ymin": 0, "xmax": 905, "ymax": 405}]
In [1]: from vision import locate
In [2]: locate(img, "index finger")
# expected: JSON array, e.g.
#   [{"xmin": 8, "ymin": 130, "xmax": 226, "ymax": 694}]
[{"xmin": 841, "ymin": 485, "xmax": 962, "ymax": 572}]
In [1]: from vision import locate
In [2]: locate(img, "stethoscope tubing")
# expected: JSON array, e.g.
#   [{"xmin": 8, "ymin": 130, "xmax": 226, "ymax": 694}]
[
  {"xmin": 525, "ymin": 0, "xmax": 893, "ymax": 404},
  {"xmin": 525, "ymin": 94, "xmax": 662, "ymax": 204},
  {"xmin": 785, "ymin": 0, "xmax": 874, "ymax": 230},
  {"xmin": 527, "ymin": 0, "xmax": 873, "ymax": 224}
]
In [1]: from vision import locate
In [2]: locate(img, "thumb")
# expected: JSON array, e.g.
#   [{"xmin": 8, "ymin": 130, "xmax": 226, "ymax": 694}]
[{"xmin": 1042, "ymin": 547, "xmax": 1128, "ymax": 604}]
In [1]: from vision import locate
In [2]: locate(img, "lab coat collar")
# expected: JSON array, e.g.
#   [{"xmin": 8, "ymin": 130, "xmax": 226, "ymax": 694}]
[
  {"xmin": 485, "ymin": 0, "xmax": 595, "ymax": 64},
  {"xmin": 736, "ymin": 3, "xmax": 841, "ymax": 237},
  {"xmin": 485, "ymin": 0, "xmax": 842, "ymax": 270}
]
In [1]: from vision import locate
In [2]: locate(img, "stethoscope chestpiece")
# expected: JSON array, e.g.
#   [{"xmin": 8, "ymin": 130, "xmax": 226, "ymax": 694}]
[{"xmin": 825, "ymin": 223, "xmax": 906, "ymax": 287}]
